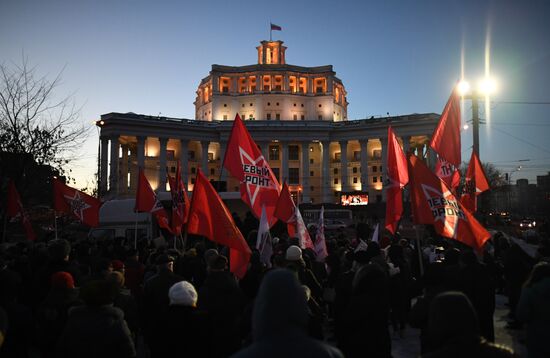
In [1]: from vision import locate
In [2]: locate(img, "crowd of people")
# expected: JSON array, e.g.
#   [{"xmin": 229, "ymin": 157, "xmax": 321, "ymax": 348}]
[{"xmin": 0, "ymin": 215, "xmax": 549, "ymax": 358}]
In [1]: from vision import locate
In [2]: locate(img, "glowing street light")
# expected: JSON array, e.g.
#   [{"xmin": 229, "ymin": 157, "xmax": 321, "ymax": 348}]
[{"xmin": 458, "ymin": 76, "xmax": 498, "ymax": 159}]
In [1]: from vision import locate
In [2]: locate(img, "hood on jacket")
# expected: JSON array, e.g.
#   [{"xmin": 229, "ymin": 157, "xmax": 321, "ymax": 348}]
[
  {"xmin": 427, "ymin": 291, "xmax": 480, "ymax": 351},
  {"xmin": 252, "ymin": 269, "xmax": 308, "ymax": 341}
]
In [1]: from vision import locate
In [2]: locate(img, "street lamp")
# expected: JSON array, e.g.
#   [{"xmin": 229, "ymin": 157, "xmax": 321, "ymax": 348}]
[{"xmin": 457, "ymin": 77, "xmax": 498, "ymax": 159}]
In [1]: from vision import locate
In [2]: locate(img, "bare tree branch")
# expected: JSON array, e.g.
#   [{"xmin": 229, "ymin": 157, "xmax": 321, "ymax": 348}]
[{"xmin": 0, "ymin": 58, "xmax": 89, "ymax": 181}]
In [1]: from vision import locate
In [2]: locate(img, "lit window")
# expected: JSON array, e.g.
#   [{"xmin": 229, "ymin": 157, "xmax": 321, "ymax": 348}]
[{"xmin": 269, "ymin": 146, "xmax": 280, "ymax": 160}]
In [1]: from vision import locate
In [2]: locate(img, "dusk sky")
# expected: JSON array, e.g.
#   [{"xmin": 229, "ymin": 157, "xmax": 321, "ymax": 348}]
[{"xmin": 1, "ymin": 0, "xmax": 549, "ymax": 189}]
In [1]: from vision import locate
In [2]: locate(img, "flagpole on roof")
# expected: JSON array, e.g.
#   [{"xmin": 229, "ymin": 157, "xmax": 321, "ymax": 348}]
[{"xmin": 269, "ymin": 22, "xmax": 272, "ymax": 41}]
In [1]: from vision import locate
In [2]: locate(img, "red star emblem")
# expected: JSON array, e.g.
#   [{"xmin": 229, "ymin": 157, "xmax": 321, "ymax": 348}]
[
  {"xmin": 239, "ymin": 147, "xmax": 279, "ymax": 207},
  {"xmin": 64, "ymin": 191, "xmax": 91, "ymax": 222}
]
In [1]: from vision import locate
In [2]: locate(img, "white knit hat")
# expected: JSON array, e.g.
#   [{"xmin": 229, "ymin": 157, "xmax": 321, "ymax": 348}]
[
  {"xmin": 168, "ymin": 281, "xmax": 198, "ymax": 307},
  {"xmin": 285, "ymin": 245, "xmax": 303, "ymax": 261}
]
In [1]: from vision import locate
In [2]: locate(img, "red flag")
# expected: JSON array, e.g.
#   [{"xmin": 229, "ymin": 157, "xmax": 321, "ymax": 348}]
[
  {"xmin": 435, "ymin": 157, "xmax": 461, "ymax": 191},
  {"xmin": 385, "ymin": 126, "xmax": 409, "ymax": 234},
  {"xmin": 461, "ymin": 151, "xmax": 490, "ymax": 213},
  {"xmin": 430, "ymin": 87, "xmax": 461, "ymax": 167},
  {"xmin": 223, "ymin": 114, "xmax": 280, "ymax": 226},
  {"xmin": 53, "ymin": 178, "xmax": 101, "ymax": 227},
  {"xmin": 408, "ymin": 154, "xmax": 490, "ymax": 252},
  {"xmin": 187, "ymin": 169, "xmax": 251, "ymax": 279},
  {"xmin": 6, "ymin": 179, "xmax": 36, "ymax": 241},
  {"xmin": 274, "ymin": 182, "xmax": 314, "ymax": 249},
  {"xmin": 167, "ymin": 163, "xmax": 190, "ymax": 235},
  {"xmin": 134, "ymin": 169, "xmax": 172, "ymax": 233}
]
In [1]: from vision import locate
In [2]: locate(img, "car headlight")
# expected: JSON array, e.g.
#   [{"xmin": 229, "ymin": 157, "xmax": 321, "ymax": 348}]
[{"xmin": 520, "ymin": 223, "xmax": 524, "ymax": 227}]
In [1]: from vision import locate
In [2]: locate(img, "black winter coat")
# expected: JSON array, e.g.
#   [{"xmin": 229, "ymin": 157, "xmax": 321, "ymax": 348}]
[
  {"xmin": 231, "ymin": 269, "xmax": 343, "ymax": 358},
  {"xmin": 57, "ymin": 305, "xmax": 135, "ymax": 358}
]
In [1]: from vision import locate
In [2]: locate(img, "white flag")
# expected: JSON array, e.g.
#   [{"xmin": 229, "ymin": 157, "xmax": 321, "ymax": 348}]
[
  {"xmin": 371, "ymin": 223, "xmax": 380, "ymax": 243},
  {"xmin": 354, "ymin": 239, "xmax": 369, "ymax": 253},
  {"xmin": 314, "ymin": 206, "xmax": 328, "ymax": 261},
  {"xmin": 295, "ymin": 206, "xmax": 314, "ymax": 250},
  {"xmin": 256, "ymin": 205, "xmax": 273, "ymax": 268}
]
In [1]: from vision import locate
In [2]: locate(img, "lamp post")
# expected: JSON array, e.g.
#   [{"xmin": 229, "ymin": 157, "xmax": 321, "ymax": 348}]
[{"xmin": 457, "ymin": 78, "xmax": 497, "ymax": 159}]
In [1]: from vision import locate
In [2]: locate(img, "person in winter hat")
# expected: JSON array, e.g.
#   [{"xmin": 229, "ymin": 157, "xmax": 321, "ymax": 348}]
[{"xmin": 156, "ymin": 281, "xmax": 208, "ymax": 357}]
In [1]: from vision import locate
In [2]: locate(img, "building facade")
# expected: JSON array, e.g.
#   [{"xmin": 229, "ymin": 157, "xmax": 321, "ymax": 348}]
[{"xmin": 97, "ymin": 40, "xmax": 439, "ymax": 204}]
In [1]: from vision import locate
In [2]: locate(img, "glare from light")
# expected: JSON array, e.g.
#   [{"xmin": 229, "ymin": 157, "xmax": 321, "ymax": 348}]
[
  {"xmin": 457, "ymin": 80, "xmax": 471, "ymax": 96},
  {"xmin": 478, "ymin": 77, "xmax": 497, "ymax": 95},
  {"xmin": 463, "ymin": 124, "xmax": 469, "ymax": 130}
]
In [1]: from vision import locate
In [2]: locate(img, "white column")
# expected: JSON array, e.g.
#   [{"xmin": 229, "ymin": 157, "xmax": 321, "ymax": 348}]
[
  {"xmin": 326, "ymin": 76, "xmax": 333, "ymax": 94},
  {"xmin": 340, "ymin": 140, "xmax": 348, "ymax": 192},
  {"xmin": 321, "ymin": 140, "xmax": 331, "ymax": 203},
  {"xmin": 301, "ymin": 141, "xmax": 310, "ymax": 203},
  {"xmin": 212, "ymin": 75, "xmax": 219, "ymax": 94},
  {"xmin": 380, "ymin": 136, "xmax": 388, "ymax": 201},
  {"xmin": 281, "ymin": 141, "xmax": 289, "ymax": 182},
  {"xmin": 179, "ymin": 139, "xmax": 189, "ymax": 190},
  {"xmin": 100, "ymin": 136, "xmax": 109, "ymax": 196},
  {"xmin": 201, "ymin": 140, "xmax": 210, "ymax": 174},
  {"xmin": 257, "ymin": 74, "xmax": 263, "ymax": 92},
  {"xmin": 121, "ymin": 144, "xmax": 129, "ymax": 194},
  {"xmin": 137, "ymin": 136, "xmax": 146, "ymax": 169},
  {"xmin": 259, "ymin": 141, "xmax": 269, "ymax": 157},
  {"xmin": 158, "ymin": 137, "xmax": 168, "ymax": 191},
  {"xmin": 360, "ymin": 139, "xmax": 369, "ymax": 192},
  {"xmin": 109, "ymin": 135, "xmax": 120, "ymax": 195}
]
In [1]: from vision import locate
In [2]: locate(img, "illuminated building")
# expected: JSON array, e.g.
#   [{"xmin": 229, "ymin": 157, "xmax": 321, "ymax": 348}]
[{"xmin": 97, "ymin": 40, "xmax": 439, "ymax": 204}]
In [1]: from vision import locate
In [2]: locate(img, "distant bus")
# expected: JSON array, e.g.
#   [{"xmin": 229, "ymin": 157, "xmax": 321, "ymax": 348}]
[{"xmin": 302, "ymin": 208, "xmax": 353, "ymax": 224}]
